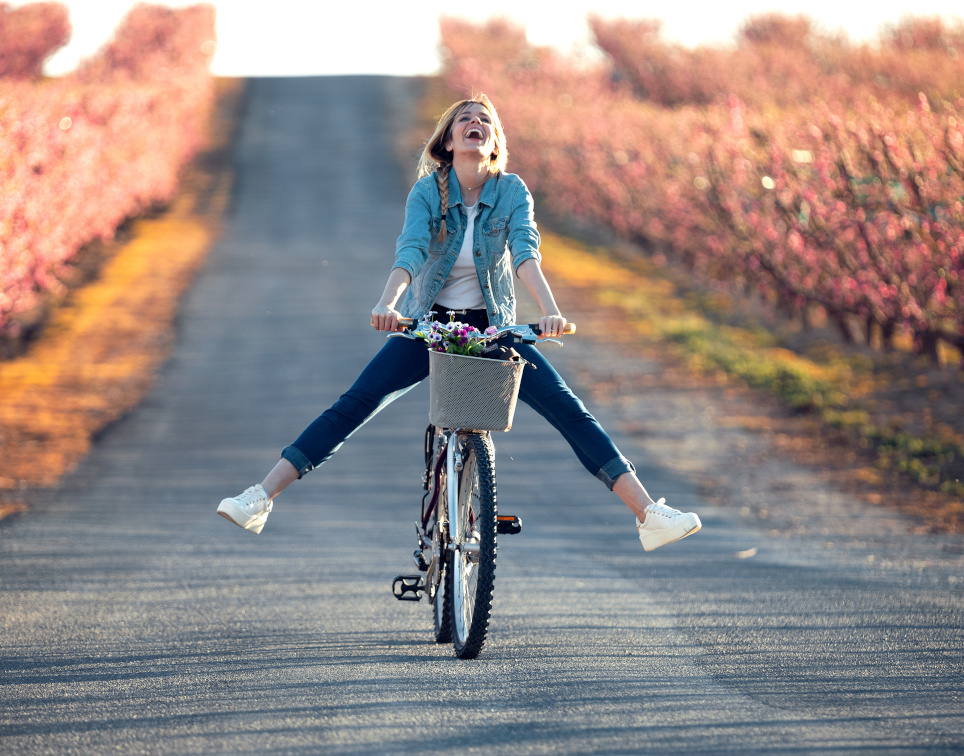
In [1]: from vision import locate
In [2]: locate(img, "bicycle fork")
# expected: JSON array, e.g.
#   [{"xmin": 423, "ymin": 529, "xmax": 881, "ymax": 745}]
[{"xmin": 446, "ymin": 433, "xmax": 479, "ymax": 561}]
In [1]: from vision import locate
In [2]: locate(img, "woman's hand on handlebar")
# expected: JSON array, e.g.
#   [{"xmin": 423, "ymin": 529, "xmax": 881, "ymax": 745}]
[
  {"xmin": 371, "ymin": 269, "xmax": 412, "ymax": 332},
  {"xmin": 537, "ymin": 314, "xmax": 568, "ymax": 339},
  {"xmin": 371, "ymin": 305, "xmax": 402, "ymax": 332}
]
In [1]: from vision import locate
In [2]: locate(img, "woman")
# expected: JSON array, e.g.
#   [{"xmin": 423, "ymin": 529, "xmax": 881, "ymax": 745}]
[{"xmin": 217, "ymin": 94, "xmax": 701, "ymax": 552}]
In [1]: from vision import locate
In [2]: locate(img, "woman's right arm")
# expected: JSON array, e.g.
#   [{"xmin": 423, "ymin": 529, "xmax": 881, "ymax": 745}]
[
  {"xmin": 375, "ymin": 177, "xmax": 435, "ymax": 331},
  {"xmin": 393, "ymin": 178, "xmax": 435, "ymax": 284},
  {"xmin": 371, "ymin": 267, "xmax": 412, "ymax": 331}
]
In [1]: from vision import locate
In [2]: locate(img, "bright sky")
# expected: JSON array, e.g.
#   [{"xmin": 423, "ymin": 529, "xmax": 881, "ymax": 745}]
[{"xmin": 35, "ymin": 0, "xmax": 964, "ymax": 77}]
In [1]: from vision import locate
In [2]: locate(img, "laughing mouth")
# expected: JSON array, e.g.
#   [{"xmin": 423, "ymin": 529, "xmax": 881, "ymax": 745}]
[{"xmin": 465, "ymin": 127, "xmax": 484, "ymax": 140}]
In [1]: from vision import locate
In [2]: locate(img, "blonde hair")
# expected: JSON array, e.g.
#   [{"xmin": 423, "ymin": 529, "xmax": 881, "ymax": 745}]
[{"xmin": 416, "ymin": 94, "xmax": 508, "ymax": 243}]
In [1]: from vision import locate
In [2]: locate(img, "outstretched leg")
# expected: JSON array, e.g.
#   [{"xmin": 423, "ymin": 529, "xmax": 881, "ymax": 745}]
[
  {"xmin": 513, "ymin": 343, "xmax": 700, "ymax": 550},
  {"xmin": 218, "ymin": 336, "xmax": 430, "ymax": 533}
]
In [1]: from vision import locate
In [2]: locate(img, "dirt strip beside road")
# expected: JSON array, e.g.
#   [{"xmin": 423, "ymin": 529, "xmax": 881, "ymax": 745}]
[{"xmin": 0, "ymin": 79, "xmax": 244, "ymax": 516}]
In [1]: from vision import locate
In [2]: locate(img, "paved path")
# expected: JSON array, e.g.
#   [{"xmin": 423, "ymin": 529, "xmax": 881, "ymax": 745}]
[{"xmin": 1, "ymin": 76, "xmax": 963, "ymax": 754}]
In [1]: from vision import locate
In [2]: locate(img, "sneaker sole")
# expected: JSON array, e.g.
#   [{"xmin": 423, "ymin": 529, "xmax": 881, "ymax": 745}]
[
  {"xmin": 640, "ymin": 514, "xmax": 701, "ymax": 552},
  {"xmin": 217, "ymin": 500, "xmax": 268, "ymax": 535}
]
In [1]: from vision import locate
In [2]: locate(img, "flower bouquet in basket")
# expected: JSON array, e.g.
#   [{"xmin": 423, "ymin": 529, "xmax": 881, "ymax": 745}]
[{"xmin": 414, "ymin": 313, "xmax": 499, "ymax": 357}]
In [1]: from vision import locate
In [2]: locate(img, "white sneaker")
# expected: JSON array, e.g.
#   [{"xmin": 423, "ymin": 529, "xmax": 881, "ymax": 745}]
[
  {"xmin": 636, "ymin": 498, "xmax": 701, "ymax": 551},
  {"xmin": 217, "ymin": 484, "xmax": 273, "ymax": 534}
]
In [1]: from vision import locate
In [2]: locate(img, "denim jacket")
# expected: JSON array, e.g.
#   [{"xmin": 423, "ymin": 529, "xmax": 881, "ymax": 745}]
[{"xmin": 392, "ymin": 171, "xmax": 542, "ymax": 327}]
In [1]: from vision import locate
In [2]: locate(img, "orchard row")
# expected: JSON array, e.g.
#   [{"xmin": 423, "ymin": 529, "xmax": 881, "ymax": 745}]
[
  {"xmin": 0, "ymin": 3, "xmax": 216, "ymax": 335},
  {"xmin": 440, "ymin": 16, "xmax": 964, "ymax": 365}
]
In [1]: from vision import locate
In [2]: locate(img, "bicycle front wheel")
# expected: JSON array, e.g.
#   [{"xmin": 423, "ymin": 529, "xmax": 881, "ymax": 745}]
[{"xmin": 451, "ymin": 432, "xmax": 497, "ymax": 659}]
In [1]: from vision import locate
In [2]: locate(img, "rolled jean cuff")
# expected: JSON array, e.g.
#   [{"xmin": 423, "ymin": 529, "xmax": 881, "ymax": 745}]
[
  {"xmin": 596, "ymin": 455, "xmax": 635, "ymax": 491},
  {"xmin": 281, "ymin": 445, "xmax": 314, "ymax": 479}
]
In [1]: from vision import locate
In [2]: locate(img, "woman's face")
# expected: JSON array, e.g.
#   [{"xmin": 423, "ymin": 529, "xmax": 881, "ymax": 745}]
[{"xmin": 444, "ymin": 103, "xmax": 498, "ymax": 160}]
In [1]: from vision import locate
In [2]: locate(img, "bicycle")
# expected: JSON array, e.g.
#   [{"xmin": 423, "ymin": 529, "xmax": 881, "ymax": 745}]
[{"xmin": 390, "ymin": 319, "xmax": 575, "ymax": 659}]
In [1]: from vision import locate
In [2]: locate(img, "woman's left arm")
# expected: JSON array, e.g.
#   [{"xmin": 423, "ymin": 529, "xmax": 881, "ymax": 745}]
[
  {"xmin": 504, "ymin": 177, "xmax": 565, "ymax": 336},
  {"xmin": 516, "ymin": 258, "xmax": 567, "ymax": 338}
]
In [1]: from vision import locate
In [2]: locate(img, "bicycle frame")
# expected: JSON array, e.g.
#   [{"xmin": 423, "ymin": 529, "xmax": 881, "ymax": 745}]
[{"xmin": 415, "ymin": 426, "xmax": 474, "ymax": 603}]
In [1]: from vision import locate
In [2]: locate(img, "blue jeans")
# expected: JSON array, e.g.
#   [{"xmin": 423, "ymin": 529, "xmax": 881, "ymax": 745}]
[{"xmin": 282, "ymin": 333, "xmax": 635, "ymax": 490}]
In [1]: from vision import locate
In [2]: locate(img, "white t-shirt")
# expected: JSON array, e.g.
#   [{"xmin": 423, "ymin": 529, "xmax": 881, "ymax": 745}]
[{"xmin": 435, "ymin": 203, "xmax": 486, "ymax": 310}]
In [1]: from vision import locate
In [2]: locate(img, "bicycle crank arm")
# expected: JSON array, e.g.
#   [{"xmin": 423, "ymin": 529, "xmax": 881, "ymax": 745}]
[{"xmin": 391, "ymin": 574, "xmax": 424, "ymax": 601}]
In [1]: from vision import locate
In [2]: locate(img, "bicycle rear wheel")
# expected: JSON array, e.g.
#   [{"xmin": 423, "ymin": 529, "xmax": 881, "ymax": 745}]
[
  {"xmin": 433, "ymin": 553, "xmax": 453, "ymax": 643},
  {"xmin": 451, "ymin": 432, "xmax": 497, "ymax": 659}
]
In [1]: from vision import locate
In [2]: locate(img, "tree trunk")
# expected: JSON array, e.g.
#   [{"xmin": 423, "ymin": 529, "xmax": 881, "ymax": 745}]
[
  {"xmin": 880, "ymin": 319, "xmax": 896, "ymax": 351},
  {"xmin": 915, "ymin": 330, "xmax": 941, "ymax": 365},
  {"xmin": 832, "ymin": 311, "xmax": 855, "ymax": 343},
  {"xmin": 864, "ymin": 314, "xmax": 875, "ymax": 347}
]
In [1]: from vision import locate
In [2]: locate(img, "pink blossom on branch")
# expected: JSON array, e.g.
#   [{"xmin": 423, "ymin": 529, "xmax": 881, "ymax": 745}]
[
  {"xmin": 0, "ymin": 3, "xmax": 216, "ymax": 335},
  {"xmin": 439, "ymin": 16, "xmax": 964, "ymax": 365},
  {"xmin": 0, "ymin": 2, "xmax": 71, "ymax": 79}
]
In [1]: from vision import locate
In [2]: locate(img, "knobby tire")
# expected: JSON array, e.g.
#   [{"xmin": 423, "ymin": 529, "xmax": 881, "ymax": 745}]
[{"xmin": 451, "ymin": 432, "xmax": 497, "ymax": 659}]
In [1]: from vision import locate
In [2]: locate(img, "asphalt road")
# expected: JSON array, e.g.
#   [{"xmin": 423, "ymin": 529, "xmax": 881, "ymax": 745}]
[{"xmin": 1, "ymin": 76, "xmax": 963, "ymax": 755}]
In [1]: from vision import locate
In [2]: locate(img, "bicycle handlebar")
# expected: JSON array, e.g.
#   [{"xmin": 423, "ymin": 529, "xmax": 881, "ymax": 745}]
[{"xmin": 394, "ymin": 317, "xmax": 575, "ymax": 344}]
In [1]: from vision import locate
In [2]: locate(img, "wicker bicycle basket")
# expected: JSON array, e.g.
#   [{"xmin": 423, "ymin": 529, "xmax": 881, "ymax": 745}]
[{"xmin": 428, "ymin": 349, "xmax": 526, "ymax": 431}]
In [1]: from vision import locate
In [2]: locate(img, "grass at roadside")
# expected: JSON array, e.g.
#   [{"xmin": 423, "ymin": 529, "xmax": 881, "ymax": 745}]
[
  {"xmin": 0, "ymin": 78, "xmax": 244, "ymax": 521},
  {"xmin": 538, "ymin": 231, "xmax": 964, "ymax": 533}
]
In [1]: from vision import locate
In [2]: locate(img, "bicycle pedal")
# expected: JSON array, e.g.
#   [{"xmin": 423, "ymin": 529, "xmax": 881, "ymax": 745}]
[
  {"xmin": 497, "ymin": 515, "xmax": 522, "ymax": 535},
  {"xmin": 392, "ymin": 575, "xmax": 424, "ymax": 602}
]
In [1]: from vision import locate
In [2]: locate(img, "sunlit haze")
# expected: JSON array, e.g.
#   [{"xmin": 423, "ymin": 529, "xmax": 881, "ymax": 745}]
[{"xmin": 29, "ymin": 0, "xmax": 964, "ymax": 77}]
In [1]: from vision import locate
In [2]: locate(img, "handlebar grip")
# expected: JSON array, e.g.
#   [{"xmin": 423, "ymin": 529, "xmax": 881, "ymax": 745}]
[{"xmin": 530, "ymin": 321, "xmax": 576, "ymax": 337}]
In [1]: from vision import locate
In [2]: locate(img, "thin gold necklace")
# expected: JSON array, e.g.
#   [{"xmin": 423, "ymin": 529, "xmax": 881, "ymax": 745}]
[{"xmin": 462, "ymin": 171, "xmax": 492, "ymax": 192}]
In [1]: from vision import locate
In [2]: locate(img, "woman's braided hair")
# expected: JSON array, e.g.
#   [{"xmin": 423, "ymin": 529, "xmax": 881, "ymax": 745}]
[
  {"xmin": 435, "ymin": 166, "xmax": 452, "ymax": 243},
  {"xmin": 415, "ymin": 93, "xmax": 508, "ymax": 244}
]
